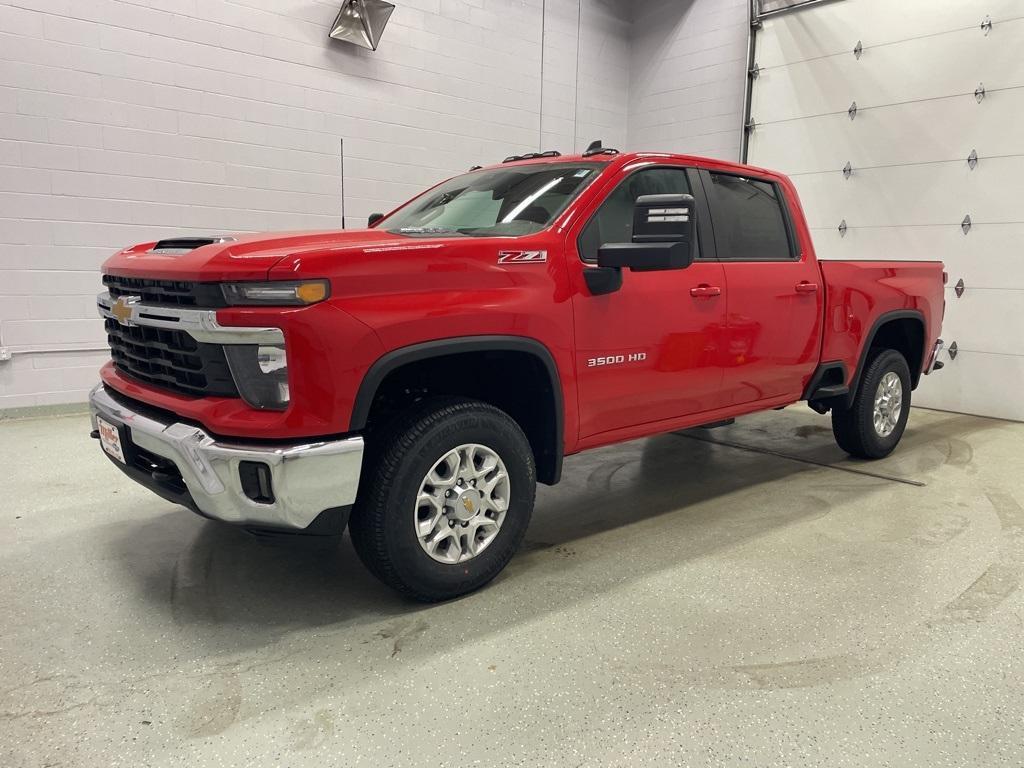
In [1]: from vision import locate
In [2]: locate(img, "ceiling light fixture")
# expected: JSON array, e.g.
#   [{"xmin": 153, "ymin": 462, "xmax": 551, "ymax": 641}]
[{"xmin": 329, "ymin": 0, "xmax": 395, "ymax": 51}]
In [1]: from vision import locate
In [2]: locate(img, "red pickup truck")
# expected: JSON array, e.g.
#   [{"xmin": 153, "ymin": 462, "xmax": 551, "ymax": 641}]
[{"xmin": 89, "ymin": 149, "xmax": 945, "ymax": 600}]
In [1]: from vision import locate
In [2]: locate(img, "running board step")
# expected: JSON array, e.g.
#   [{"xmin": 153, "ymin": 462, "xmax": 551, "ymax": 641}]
[{"xmin": 810, "ymin": 384, "xmax": 849, "ymax": 400}]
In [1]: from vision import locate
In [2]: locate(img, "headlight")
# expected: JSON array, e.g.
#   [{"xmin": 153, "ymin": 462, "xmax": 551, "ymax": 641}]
[
  {"xmin": 221, "ymin": 280, "xmax": 329, "ymax": 306},
  {"xmin": 224, "ymin": 344, "xmax": 289, "ymax": 410}
]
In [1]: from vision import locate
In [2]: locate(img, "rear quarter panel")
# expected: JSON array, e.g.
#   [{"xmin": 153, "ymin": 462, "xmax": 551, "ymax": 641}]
[{"xmin": 819, "ymin": 261, "xmax": 944, "ymax": 384}]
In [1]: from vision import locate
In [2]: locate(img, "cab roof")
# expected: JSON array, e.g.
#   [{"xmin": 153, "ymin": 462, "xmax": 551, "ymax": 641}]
[{"xmin": 479, "ymin": 150, "xmax": 781, "ymax": 181}]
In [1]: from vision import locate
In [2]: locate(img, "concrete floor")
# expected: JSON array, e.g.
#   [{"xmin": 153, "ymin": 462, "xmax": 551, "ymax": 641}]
[{"xmin": 1, "ymin": 406, "xmax": 1023, "ymax": 767}]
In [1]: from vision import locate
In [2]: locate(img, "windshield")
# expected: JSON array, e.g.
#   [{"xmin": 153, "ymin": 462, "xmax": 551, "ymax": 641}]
[{"xmin": 380, "ymin": 162, "xmax": 608, "ymax": 238}]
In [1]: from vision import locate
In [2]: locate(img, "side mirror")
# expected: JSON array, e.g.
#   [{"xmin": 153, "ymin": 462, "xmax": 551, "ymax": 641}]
[
  {"xmin": 597, "ymin": 194, "xmax": 695, "ymax": 272},
  {"xmin": 367, "ymin": 212, "xmax": 385, "ymax": 227},
  {"xmin": 597, "ymin": 241, "xmax": 691, "ymax": 272},
  {"xmin": 584, "ymin": 193, "xmax": 696, "ymax": 296},
  {"xmin": 632, "ymin": 193, "xmax": 694, "ymax": 244}
]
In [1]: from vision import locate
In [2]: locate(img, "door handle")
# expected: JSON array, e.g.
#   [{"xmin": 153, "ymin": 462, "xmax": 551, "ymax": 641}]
[
  {"xmin": 690, "ymin": 285, "xmax": 722, "ymax": 298},
  {"xmin": 795, "ymin": 281, "xmax": 818, "ymax": 294}
]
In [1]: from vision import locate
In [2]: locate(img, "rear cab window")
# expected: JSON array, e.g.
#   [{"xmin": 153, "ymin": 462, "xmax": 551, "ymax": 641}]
[{"xmin": 704, "ymin": 172, "xmax": 795, "ymax": 261}]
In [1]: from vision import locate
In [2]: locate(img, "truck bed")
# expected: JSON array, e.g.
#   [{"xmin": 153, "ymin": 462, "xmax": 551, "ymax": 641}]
[{"xmin": 818, "ymin": 260, "xmax": 945, "ymax": 384}]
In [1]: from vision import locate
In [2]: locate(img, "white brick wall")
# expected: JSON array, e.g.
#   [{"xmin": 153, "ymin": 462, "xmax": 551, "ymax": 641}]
[
  {"xmin": 627, "ymin": 0, "xmax": 748, "ymax": 160},
  {"xmin": 0, "ymin": 0, "xmax": 749, "ymax": 410},
  {"xmin": 0, "ymin": 0, "xmax": 635, "ymax": 409},
  {"xmin": 574, "ymin": 0, "xmax": 630, "ymax": 151}
]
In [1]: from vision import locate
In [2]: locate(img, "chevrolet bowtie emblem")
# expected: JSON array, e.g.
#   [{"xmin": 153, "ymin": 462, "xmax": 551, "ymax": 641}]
[{"xmin": 111, "ymin": 296, "xmax": 140, "ymax": 326}]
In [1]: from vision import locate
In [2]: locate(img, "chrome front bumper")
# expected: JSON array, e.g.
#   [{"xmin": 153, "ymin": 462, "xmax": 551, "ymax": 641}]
[{"xmin": 89, "ymin": 384, "xmax": 364, "ymax": 530}]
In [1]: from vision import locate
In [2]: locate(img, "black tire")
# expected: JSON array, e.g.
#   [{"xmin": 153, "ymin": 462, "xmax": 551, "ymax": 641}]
[
  {"xmin": 831, "ymin": 348, "xmax": 911, "ymax": 459},
  {"xmin": 349, "ymin": 398, "xmax": 536, "ymax": 601}
]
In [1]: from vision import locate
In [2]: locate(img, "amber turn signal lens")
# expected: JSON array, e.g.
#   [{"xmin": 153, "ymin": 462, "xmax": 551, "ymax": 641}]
[
  {"xmin": 295, "ymin": 281, "xmax": 328, "ymax": 304},
  {"xmin": 221, "ymin": 280, "xmax": 330, "ymax": 306}
]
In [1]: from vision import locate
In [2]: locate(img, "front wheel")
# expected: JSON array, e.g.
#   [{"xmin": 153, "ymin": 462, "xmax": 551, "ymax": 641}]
[
  {"xmin": 831, "ymin": 348, "xmax": 911, "ymax": 459},
  {"xmin": 349, "ymin": 398, "xmax": 536, "ymax": 601}
]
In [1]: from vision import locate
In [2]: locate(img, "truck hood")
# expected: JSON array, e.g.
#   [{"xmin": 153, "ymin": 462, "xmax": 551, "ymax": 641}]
[{"xmin": 102, "ymin": 229, "xmax": 416, "ymax": 282}]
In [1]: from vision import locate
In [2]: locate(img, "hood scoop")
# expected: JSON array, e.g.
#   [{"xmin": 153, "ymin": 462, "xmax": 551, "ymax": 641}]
[{"xmin": 150, "ymin": 236, "xmax": 236, "ymax": 255}]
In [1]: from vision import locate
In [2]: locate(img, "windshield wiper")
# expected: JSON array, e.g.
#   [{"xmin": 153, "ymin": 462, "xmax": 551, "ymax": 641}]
[{"xmin": 456, "ymin": 227, "xmax": 500, "ymax": 237}]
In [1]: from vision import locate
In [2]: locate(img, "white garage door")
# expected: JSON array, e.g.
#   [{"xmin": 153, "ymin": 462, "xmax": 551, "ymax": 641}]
[{"xmin": 747, "ymin": 0, "xmax": 1024, "ymax": 422}]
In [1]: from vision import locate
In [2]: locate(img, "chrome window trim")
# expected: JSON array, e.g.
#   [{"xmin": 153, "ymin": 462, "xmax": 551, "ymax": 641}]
[{"xmin": 97, "ymin": 291, "xmax": 284, "ymax": 345}]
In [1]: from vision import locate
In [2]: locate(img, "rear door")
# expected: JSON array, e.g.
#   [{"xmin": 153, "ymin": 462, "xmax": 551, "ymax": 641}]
[{"xmin": 699, "ymin": 170, "xmax": 823, "ymax": 404}]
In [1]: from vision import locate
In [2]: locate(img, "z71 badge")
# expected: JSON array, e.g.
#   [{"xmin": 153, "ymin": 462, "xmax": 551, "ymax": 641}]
[{"xmin": 498, "ymin": 250, "xmax": 547, "ymax": 264}]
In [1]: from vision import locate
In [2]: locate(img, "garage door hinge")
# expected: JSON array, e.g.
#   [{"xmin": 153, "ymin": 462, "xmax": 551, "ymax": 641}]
[
  {"xmin": 961, "ymin": 214, "xmax": 972, "ymax": 234},
  {"xmin": 967, "ymin": 149, "xmax": 978, "ymax": 169},
  {"xmin": 981, "ymin": 16, "xmax": 992, "ymax": 36},
  {"xmin": 842, "ymin": 161, "xmax": 852, "ymax": 179},
  {"xmin": 975, "ymin": 83, "xmax": 985, "ymax": 103},
  {"xmin": 838, "ymin": 219, "xmax": 847, "ymax": 237},
  {"xmin": 848, "ymin": 101, "xmax": 857, "ymax": 120},
  {"xmin": 948, "ymin": 341, "xmax": 958, "ymax": 360},
  {"xmin": 749, "ymin": 62, "xmax": 761, "ymax": 79},
  {"xmin": 954, "ymin": 278, "xmax": 965, "ymax": 298},
  {"xmin": 745, "ymin": 118, "xmax": 757, "ymax": 133},
  {"xmin": 853, "ymin": 40, "xmax": 862, "ymax": 59}
]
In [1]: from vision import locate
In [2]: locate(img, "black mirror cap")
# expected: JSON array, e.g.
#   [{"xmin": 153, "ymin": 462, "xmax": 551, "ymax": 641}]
[
  {"xmin": 632, "ymin": 193, "xmax": 693, "ymax": 244},
  {"xmin": 583, "ymin": 266, "xmax": 623, "ymax": 296},
  {"xmin": 597, "ymin": 241, "xmax": 693, "ymax": 272},
  {"xmin": 367, "ymin": 212, "xmax": 385, "ymax": 227}
]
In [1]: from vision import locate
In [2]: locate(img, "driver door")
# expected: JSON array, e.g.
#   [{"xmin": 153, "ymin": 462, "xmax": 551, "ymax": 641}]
[{"xmin": 570, "ymin": 164, "xmax": 729, "ymax": 441}]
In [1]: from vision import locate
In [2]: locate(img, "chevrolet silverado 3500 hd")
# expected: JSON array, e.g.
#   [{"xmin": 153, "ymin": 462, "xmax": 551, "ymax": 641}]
[{"xmin": 89, "ymin": 148, "xmax": 945, "ymax": 600}]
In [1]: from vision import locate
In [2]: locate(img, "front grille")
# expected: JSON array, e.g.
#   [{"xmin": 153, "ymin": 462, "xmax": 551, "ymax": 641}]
[
  {"xmin": 103, "ymin": 275, "xmax": 227, "ymax": 308},
  {"xmin": 105, "ymin": 318, "xmax": 238, "ymax": 398}
]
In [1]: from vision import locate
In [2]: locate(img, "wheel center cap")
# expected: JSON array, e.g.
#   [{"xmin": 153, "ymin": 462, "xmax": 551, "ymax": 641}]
[{"xmin": 451, "ymin": 488, "xmax": 482, "ymax": 521}]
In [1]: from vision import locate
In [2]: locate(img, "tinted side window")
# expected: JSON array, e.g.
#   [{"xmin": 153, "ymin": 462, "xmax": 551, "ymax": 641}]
[
  {"xmin": 578, "ymin": 168, "xmax": 692, "ymax": 263},
  {"xmin": 706, "ymin": 173, "xmax": 793, "ymax": 261}
]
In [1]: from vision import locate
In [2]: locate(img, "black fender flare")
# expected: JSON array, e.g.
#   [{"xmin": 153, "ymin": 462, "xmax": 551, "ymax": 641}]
[
  {"xmin": 848, "ymin": 309, "xmax": 926, "ymax": 405},
  {"xmin": 350, "ymin": 335, "xmax": 564, "ymax": 484}
]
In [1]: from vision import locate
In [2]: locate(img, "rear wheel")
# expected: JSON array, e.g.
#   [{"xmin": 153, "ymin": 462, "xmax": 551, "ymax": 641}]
[
  {"xmin": 349, "ymin": 398, "xmax": 536, "ymax": 601},
  {"xmin": 831, "ymin": 348, "xmax": 911, "ymax": 459}
]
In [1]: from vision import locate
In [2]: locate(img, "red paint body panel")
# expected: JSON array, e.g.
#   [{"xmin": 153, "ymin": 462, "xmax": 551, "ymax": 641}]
[
  {"xmin": 563, "ymin": 156, "xmax": 730, "ymax": 439},
  {"xmin": 98, "ymin": 152, "xmax": 944, "ymax": 459},
  {"xmin": 819, "ymin": 261, "xmax": 944, "ymax": 384},
  {"xmin": 99, "ymin": 300, "xmax": 385, "ymax": 439},
  {"xmin": 107, "ymin": 230, "xmax": 441, "ymax": 281},
  {"xmin": 267, "ymin": 229, "xmax": 581, "ymax": 445}
]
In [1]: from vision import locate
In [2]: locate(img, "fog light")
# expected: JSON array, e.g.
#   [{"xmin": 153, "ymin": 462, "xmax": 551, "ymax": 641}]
[
  {"xmin": 239, "ymin": 461, "xmax": 275, "ymax": 504},
  {"xmin": 224, "ymin": 344, "xmax": 289, "ymax": 410},
  {"xmin": 257, "ymin": 345, "xmax": 287, "ymax": 374}
]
